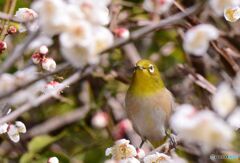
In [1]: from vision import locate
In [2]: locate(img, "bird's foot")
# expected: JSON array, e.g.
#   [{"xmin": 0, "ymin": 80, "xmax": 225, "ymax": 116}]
[
  {"xmin": 139, "ymin": 138, "xmax": 146, "ymax": 148},
  {"xmin": 168, "ymin": 133, "xmax": 177, "ymax": 149}
]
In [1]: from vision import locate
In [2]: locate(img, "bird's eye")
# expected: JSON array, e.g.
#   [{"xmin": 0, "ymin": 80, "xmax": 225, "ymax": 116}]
[{"xmin": 149, "ymin": 65, "xmax": 154, "ymax": 73}]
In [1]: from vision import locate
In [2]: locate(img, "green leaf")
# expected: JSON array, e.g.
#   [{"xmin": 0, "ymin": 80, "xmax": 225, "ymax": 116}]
[
  {"xmin": 20, "ymin": 152, "xmax": 35, "ymax": 163},
  {"xmin": 28, "ymin": 134, "xmax": 63, "ymax": 153}
]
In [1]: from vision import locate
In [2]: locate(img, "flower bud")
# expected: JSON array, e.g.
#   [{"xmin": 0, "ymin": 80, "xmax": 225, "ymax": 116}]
[
  {"xmin": 0, "ymin": 41, "xmax": 7, "ymax": 53},
  {"xmin": 43, "ymin": 81, "xmax": 62, "ymax": 94},
  {"xmin": 136, "ymin": 148, "xmax": 145, "ymax": 159},
  {"xmin": 48, "ymin": 157, "xmax": 59, "ymax": 163},
  {"xmin": 42, "ymin": 58, "xmax": 56, "ymax": 72},
  {"xmin": 7, "ymin": 26, "xmax": 18, "ymax": 34},
  {"xmin": 91, "ymin": 111, "xmax": 109, "ymax": 129},
  {"xmin": 31, "ymin": 52, "xmax": 42, "ymax": 64},
  {"xmin": 113, "ymin": 27, "xmax": 130, "ymax": 39},
  {"xmin": 39, "ymin": 45, "xmax": 48, "ymax": 55}
]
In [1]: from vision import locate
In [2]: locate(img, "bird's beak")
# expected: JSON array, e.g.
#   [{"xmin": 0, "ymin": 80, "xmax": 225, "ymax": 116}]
[{"xmin": 134, "ymin": 66, "xmax": 144, "ymax": 71}]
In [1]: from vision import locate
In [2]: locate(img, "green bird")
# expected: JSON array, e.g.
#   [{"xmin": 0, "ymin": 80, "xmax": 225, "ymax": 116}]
[{"xmin": 125, "ymin": 59, "xmax": 175, "ymax": 148}]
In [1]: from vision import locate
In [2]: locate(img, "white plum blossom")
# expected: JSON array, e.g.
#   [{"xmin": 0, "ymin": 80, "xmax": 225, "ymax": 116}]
[
  {"xmin": 209, "ymin": 0, "xmax": 240, "ymax": 16},
  {"xmin": 212, "ymin": 82, "xmax": 236, "ymax": 117},
  {"xmin": 105, "ymin": 139, "xmax": 137, "ymax": 160},
  {"xmin": 32, "ymin": 0, "xmax": 83, "ymax": 35},
  {"xmin": 91, "ymin": 111, "xmax": 109, "ymax": 129},
  {"xmin": 42, "ymin": 58, "xmax": 56, "ymax": 72},
  {"xmin": 183, "ymin": 24, "xmax": 219, "ymax": 56},
  {"xmin": 143, "ymin": 0, "xmax": 174, "ymax": 14},
  {"xmin": 227, "ymin": 107, "xmax": 240, "ymax": 130},
  {"xmin": 15, "ymin": 121, "xmax": 27, "ymax": 133},
  {"xmin": 93, "ymin": 26, "xmax": 114, "ymax": 54},
  {"xmin": 170, "ymin": 104, "xmax": 234, "ymax": 153},
  {"xmin": 7, "ymin": 121, "xmax": 26, "ymax": 143},
  {"xmin": 70, "ymin": 0, "xmax": 111, "ymax": 25},
  {"xmin": 0, "ymin": 123, "xmax": 8, "ymax": 134},
  {"xmin": 224, "ymin": 6, "xmax": 240, "ymax": 22},
  {"xmin": 15, "ymin": 8, "xmax": 38, "ymax": 22},
  {"xmin": 48, "ymin": 157, "xmax": 59, "ymax": 163},
  {"xmin": 143, "ymin": 152, "xmax": 173, "ymax": 163}
]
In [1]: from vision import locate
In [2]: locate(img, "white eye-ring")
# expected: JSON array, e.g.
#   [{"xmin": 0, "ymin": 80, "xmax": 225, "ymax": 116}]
[{"xmin": 149, "ymin": 65, "xmax": 154, "ymax": 73}]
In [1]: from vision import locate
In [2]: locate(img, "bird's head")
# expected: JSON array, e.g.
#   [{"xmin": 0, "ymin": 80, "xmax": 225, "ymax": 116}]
[
  {"xmin": 129, "ymin": 59, "xmax": 165, "ymax": 96},
  {"xmin": 134, "ymin": 59, "xmax": 160, "ymax": 77}
]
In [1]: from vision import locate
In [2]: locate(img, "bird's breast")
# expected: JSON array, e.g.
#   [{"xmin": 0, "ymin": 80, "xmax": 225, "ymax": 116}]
[{"xmin": 125, "ymin": 88, "xmax": 173, "ymax": 141}]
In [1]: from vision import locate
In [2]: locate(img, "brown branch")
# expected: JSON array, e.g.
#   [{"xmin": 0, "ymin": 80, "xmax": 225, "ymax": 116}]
[
  {"xmin": 0, "ymin": 11, "xmax": 22, "ymax": 23},
  {"xmin": 178, "ymin": 64, "xmax": 216, "ymax": 94},
  {"xmin": 0, "ymin": 28, "xmax": 40, "ymax": 75},
  {"xmin": 0, "ymin": 63, "xmax": 71, "ymax": 100},
  {"xmin": 0, "ymin": 70, "xmax": 83, "ymax": 124},
  {"xmin": 27, "ymin": 105, "xmax": 89, "ymax": 137}
]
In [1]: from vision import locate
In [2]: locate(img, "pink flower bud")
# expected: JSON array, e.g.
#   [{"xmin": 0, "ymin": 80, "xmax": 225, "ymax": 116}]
[
  {"xmin": 91, "ymin": 111, "xmax": 109, "ymax": 129},
  {"xmin": 42, "ymin": 58, "xmax": 56, "ymax": 72},
  {"xmin": 43, "ymin": 81, "xmax": 62, "ymax": 94},
  {"xmin": 113, "ymin": 119, "xmax": 133, "ymax": 139},
  {"xmin": 0, "ymin": 41, "xmax": 7, "ymax": 53},
  {"xmin": 31, "ymin": 52, "xmax": 43, "ymax": 64},
  {"xmin": 118, "ymin": 119, "xmax": 133, "ymax": 132},
  {"xmin": 136, "ymin": 148, "xmax": 145, "ymax": 159},
  {"xmin": 7, "ymin": 26, "xmax": 18, "ymax": 34},
  {"xmin": 113, "ymin": 27, "xmax": 130, "ymax": 39},
  {"xmin": 39, "ymin": 45, "xmax": 48, "ymax": 55}
]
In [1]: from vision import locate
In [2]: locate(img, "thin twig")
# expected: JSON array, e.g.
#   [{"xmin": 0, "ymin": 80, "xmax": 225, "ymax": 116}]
[
  {"xmin": 0, "ymin": 70, "xmax": 82, "ymax": 124},
  {"xmin": 178, "ymin": 64, "xmax": 216, "ymax": 94},
  {"xmin": 0, "ymin": 11, "xmax": 22, "ymax": 23},
  {"xmin": 0, "ymin": 63, "xmax": 71, "ymax": 100},
  {"xmin": 27, "ymin": 105, "xmax": 89, "ymax": 137},
  {"xmin": 0, "ymin": 29, "xmax": 40, "ymax": 75}
]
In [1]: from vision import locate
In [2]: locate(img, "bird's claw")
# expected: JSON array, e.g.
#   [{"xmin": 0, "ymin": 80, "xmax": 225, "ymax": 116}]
[{"xmin": 168, "ymin": 133, "xmax": 177, "ymax": 149}]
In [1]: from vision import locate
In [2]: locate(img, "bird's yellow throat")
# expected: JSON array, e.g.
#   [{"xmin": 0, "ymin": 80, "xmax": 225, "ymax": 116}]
[{"xmin": 128, "ymin": 60, "xmax": 165, "ymax": 96}]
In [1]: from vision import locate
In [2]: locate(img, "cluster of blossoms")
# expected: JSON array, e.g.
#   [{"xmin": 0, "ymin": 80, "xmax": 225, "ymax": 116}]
[
  {"xmin": 29, "ymin": 0, "xmax": 113, "ymax": 68},
  {"xmin": 31, "ymin": 45, "xmax": 56, "ymax": 72},
  {"xmin": 0, "ymin": 109, "xmax": 26, "ymax": 143},
  {"xmin": 171, "ymin": 77, "xmax": 240, "ymax": 154},
  {"xmin": 105, "ymin": 139, "xmax": 186, "ymax": 163}
]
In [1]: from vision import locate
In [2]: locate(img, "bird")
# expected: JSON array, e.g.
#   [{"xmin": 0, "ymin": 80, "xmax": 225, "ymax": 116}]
[{"xmin": 125, "ymin": 59, "xmax": 175, "ymax": 148}]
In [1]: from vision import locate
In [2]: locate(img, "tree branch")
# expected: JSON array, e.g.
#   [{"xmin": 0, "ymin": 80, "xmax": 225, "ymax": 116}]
[{"xmin": 0, "ymin": 29, "xmax": 40, "ymax": 75}]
